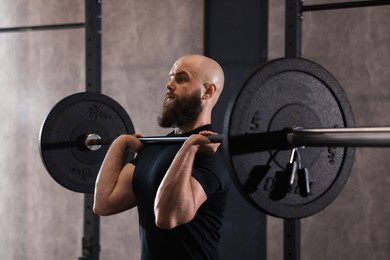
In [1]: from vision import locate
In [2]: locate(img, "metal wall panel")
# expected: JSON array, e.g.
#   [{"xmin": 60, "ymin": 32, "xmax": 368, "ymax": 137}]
[{"xmin": 204, "ymin": 1, "xmax": 269, "ymax": 259}]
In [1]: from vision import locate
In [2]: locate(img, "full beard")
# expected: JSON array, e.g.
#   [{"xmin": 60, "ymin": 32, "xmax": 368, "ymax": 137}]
[{"xmin": 157, "ymin": 88, "xmax": 202, "ymax": 128}]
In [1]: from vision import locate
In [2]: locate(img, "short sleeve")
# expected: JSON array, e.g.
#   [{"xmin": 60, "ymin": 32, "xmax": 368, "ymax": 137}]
[{"xmin": 191, "ymin": 149, "xmax": 230, "ymax": 197}]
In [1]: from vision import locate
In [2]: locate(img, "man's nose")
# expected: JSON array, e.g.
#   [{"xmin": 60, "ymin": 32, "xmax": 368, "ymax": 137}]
[{"xmin": 166, "ymin": 79, "xmax": 175, "ymax": 91}]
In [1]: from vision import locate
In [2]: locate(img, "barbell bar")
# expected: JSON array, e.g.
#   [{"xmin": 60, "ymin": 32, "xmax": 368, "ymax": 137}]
[
  {"xmin": 289, "ymin": 126, "xmax": 390, "ymax": 147},
  {"xmin": 84, "ymin": 133, "xmax": 224, "ymax": 151},
  {"xmin": 84, "ymin": 127, "xmax": 390, "ymax": 152}
]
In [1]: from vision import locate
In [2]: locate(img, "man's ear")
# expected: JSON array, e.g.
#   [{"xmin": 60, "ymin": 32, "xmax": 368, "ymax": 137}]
[{"xmin": 202, "ymin": 83, "xmax": 216, "ymax": 100}]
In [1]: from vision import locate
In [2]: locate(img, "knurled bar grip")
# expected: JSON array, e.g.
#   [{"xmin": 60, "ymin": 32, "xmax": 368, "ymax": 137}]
[{"xmin": 86, "ymin": 134, "xmax": 223, "ymax": 147}]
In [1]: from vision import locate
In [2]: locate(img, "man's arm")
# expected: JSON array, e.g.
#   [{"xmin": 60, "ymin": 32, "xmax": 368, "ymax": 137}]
[
  {"xmin": 154, "ymin": 132, "xmax": 220, "ymax": 229},
  {"xmin": 93, "ymin": 134, "xmax": 143, "ymax": 216}
]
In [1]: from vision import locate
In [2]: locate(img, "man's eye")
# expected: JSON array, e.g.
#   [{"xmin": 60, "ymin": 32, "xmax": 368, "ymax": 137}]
[{"xmin": 176, "ymin": 76, "xmax": 186, "ymax": 83}]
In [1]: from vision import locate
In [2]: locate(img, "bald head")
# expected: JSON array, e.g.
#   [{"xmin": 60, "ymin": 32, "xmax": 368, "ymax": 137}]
[{"xmin": 174, "ymin": 54, "xmax": 225, "ymax": 104}]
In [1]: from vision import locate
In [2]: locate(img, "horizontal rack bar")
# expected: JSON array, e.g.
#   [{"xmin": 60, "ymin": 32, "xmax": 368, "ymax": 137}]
[
  {"xmin": 0, "ymin": 23, "xmax": 85, "ymax": 33},
  {"xmin": 302, "ymin": 0, "xmax": 390, "ymax": 12}
]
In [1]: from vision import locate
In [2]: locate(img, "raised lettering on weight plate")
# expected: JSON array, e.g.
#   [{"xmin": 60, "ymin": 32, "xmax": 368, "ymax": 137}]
[
  {"xmin": 263, "ymin": 174, "xmax": 314, "ymax": 198},
  {"xmin": 249, "ymin": 110, "xmax": 261, "ymax": 132},
  {"xmin": 327, "ymin": 147, "xmax": 336, "ymax": 165},
  {"xmin": 88, "ymin": 104, "xmax": 112, "ymax": 120},
  {"xmin": 71, "ymin": 167, "xmax": 93, "ymax": 181},
  {"xmin": 263, "ymin": 177, "xmax": 275, "ymax": 191},
  {"xmin": 327, "ymin": 125, "xmax": 338, "ymax": 165}
]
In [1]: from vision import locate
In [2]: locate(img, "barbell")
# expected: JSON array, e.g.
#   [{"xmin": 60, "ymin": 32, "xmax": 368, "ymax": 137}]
[
  {"xmin": 39, "ymin": 57, "xmax": 390, "ymax": 219},
  {"xmin": 83, "ymin": 126, "xmax": 390, "ymax": 149}
]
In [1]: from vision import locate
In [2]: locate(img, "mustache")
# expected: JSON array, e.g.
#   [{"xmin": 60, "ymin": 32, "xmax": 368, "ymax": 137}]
[{"xmin": 166, "ymin": 93, "xmax": 176, "ymax": 99}]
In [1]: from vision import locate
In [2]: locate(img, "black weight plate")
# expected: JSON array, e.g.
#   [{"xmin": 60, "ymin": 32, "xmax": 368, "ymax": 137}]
[
  {"xmin": 39, "ymin": 92, "xmax": 135, "ymax": 193},
  {"xmin": 223, "ymin": 58, "xmax": 355, "ymax": 219}
]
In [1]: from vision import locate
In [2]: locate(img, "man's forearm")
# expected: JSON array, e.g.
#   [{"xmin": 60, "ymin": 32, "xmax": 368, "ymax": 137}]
[
  {"xmin": 95, "ymin": 137, "xmax": 128, "ymax": 198},
  {"xmin": 94, "ymin": 135, "xmax": 139, "ymax": 215}
]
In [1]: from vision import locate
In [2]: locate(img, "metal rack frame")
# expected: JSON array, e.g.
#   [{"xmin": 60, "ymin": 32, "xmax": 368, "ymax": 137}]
[{"xmin": 283, "ymin": 1, "xmax": 390, "ymax": 260}]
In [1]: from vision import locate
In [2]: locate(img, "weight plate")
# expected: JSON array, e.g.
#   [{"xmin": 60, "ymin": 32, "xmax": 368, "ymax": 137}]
[
  {"xmin": 39, "ymin": 92, "xmax": 135, "ymax": 193},
  {"xmin": 223, "ymin": 58, "xmax": 355, "ymax": 219}
]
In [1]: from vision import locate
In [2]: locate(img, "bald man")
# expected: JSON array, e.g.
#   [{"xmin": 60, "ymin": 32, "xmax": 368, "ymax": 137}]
[{"xmin": 94, "ymin": 54, "xmax": 231, "ymax": 259}]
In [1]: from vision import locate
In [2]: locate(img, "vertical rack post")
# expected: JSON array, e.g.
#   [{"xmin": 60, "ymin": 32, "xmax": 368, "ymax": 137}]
[
  {"xmin": 85, "ymin": 0, "xmax": 102, "ymax": 93},
  {"xmin": 285, "ymin": 0, "xmax": 302, "ymax": 58},
  {"xmin": 79, "ymin": 0, "xmax": 102, "ymax": 259},
  {"xmin": 283, "ymin": 218, "xmax": 301, "ymax": 260},
  {"xmin": 284, "ymin": 0, "xmax": 302, "ymax": 260},
  {"xmin": 80, "ymin": 194, "xmax": 100, "ymax": 260}
]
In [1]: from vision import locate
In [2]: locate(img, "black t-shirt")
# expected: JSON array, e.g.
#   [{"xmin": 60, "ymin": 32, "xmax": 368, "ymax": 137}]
[{"xmin": 132, "ymin": 125, "xmax": 231, "ymax": 260}]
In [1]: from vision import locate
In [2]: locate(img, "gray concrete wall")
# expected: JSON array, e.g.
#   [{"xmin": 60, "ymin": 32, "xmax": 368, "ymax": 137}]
[
  {"xmin": 1, "ymin": 0, "xmax": 390, "ymax": 259},
  {"xmin": 0, "ymin": 1, "xmax": 85, "ymax": 259},
  {"xmin": 0, "ymin": 1, "xmax": 202, "ymax": 259}
]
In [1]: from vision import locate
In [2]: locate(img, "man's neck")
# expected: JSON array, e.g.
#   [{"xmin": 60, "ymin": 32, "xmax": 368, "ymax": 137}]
[{"xmin": 174, "ymin": 119, "xmax": 211, "ymax": 135}]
